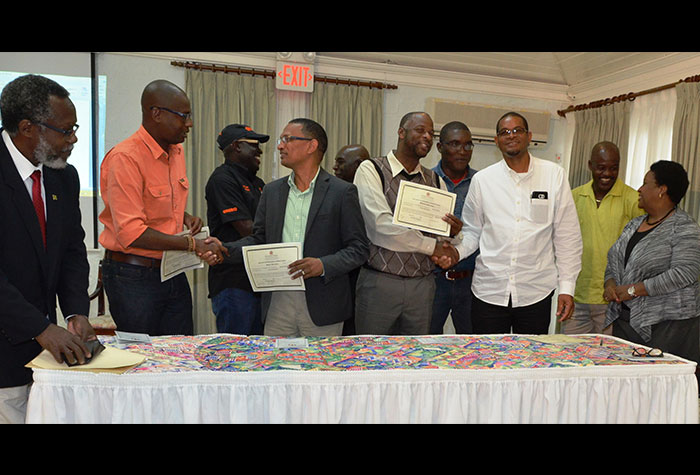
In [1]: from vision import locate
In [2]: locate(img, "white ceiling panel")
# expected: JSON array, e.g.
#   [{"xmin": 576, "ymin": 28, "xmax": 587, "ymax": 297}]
[{"xmin": 316, "ymin": 52, "xmax": 700, "ymax": 89}]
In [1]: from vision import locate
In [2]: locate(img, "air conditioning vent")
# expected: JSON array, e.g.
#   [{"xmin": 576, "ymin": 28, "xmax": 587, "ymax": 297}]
[{"xmin": 426, "ymin": 98, "xmax": 551, "ymax": 145}]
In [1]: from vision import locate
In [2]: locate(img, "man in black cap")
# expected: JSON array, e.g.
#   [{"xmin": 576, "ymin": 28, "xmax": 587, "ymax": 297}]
[{"xmin": 205, "ymin": 124, "xmax": 269, "ymax": 334}]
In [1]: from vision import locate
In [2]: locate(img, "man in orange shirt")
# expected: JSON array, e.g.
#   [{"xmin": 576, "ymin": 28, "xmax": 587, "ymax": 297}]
[{"xmin": 99, "ymin": 79, "xmax": 224, "ymax": 335}]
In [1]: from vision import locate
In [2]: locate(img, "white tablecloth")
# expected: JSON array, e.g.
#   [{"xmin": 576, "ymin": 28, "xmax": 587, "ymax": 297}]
[{"xmin": 27, "ymin": 358, "xmax": 698, "ymax": 423}]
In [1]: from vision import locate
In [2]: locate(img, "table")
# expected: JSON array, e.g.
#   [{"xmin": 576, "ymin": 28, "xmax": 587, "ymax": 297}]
[{"xmin": 26, "ymin": 334, "xmax": 698, "ymax": 423}]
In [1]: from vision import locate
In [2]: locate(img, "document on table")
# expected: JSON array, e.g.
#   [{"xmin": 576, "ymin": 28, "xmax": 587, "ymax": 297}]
[
  {"xmin": 392, "ymin": 180, "xmax": 456, "ymax": 236},
  {"xmin": 26, "ymin": 346, "xmax": 146, "ymax": 373},
  {"xmin": 242, "ymin": 242, "xmax": 305, "ymax": 292},
  {"xmin": 160, "ymin": 226, "xmax": 209, "ymax": 282}
]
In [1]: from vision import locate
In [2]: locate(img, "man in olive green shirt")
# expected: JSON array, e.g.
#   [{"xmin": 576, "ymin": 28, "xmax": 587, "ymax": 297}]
[{"xmin": 563, "ymin": 141, "xmax": 644, "ymax": 334}]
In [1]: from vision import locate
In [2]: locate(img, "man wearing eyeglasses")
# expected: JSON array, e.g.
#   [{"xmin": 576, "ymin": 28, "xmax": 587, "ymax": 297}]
[
  {"xmin": 440, "ymin": 111, "xmax": 582, "ymax": 335},
  {"xmin": 207, "ymin": 118, "xmax": 369, "ymax": 337},
  {"xmin": 205, "ymin": 124, "xmax": 269, "ymax": 335},
  {"xmin": 353, "ymin": 111, "xmax": 461, "ymax": 336},
  {"xmin": 99, "ymin": 79, "xmax": 225, "ymax": 336},
  {"xmin": 430, "ymin": 121, "xmax": 479, "ymax": 334},
  {"xmin": 0, "ymin": 74, "xmax": 96, "ymax": 423}
]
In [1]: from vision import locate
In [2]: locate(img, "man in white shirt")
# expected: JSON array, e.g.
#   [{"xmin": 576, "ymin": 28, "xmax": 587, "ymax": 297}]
[
  {"xmin": 353, "ymin": 111, "xmax": 460, "ymax": 335},
  {"xmin": 444, "ymin": 111, "xmax": 582, "ymax": 334}
]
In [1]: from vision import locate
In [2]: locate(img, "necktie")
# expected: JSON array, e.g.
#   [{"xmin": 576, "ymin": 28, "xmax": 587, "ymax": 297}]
[{"xmin": 30, "ymin": 170, "xmax": 46, "ymax": 248}]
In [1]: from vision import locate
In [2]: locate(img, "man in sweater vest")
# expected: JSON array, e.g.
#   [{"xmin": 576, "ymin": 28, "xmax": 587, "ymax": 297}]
[{"xmin": 353, "ymin": 112, "xmax": 461, "ymax": 335}]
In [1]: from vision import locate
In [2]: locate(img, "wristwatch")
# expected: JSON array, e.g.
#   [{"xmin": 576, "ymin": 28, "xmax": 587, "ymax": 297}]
[{"xmin": 627, "ymin": 285, "xmax": 637, "ymax": 298}]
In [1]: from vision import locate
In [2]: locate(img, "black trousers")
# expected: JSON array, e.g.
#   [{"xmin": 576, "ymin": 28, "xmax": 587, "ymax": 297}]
[
  {"xmin": 471, "ymin": 291, "xmax": 554, "ymax": 335},
  {"xmin": 613, "ymin": 314, "xmax": 700, "ymax": 365}
]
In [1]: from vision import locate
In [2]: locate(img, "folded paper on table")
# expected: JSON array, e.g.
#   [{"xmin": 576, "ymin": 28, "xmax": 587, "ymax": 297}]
[{"xmin": 27, "ymin": 346, "xmax": 146, "ymax": 373}]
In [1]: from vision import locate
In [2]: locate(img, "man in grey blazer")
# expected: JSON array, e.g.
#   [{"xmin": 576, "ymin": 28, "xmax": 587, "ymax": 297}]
[{"xmin": 208, "ymin": 118, "xmax": 369, "ymax": 337}]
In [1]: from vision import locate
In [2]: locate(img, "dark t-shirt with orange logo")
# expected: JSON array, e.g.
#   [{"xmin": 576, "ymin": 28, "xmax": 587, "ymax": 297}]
[{"xmin": 205, "ymin": 161, "xmax": 265, "ymax": 297}]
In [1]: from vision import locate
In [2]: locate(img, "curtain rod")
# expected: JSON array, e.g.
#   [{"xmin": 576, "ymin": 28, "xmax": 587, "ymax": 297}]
[
  {"xmin": 557, "ymin": 74, "xmax": 700, "ymax": 117},
  {"xmin": 171, "ymin": 60, "xmax": 398, "ymax": 90}
]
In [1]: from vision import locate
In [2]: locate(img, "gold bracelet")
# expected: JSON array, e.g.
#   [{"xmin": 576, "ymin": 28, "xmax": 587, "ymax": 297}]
[{"xmin": 186, "ymin": 235, "xmax": 195, "ymax": 252}]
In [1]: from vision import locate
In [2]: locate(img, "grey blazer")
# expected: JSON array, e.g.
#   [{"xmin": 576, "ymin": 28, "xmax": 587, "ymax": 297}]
[
  {"xmin": 223, "ymin": 168, "xmax": 369, "ymax": 326},
  {"xmin": 604, "ymin": 209, "xmax": 700, "ymax": 342}
]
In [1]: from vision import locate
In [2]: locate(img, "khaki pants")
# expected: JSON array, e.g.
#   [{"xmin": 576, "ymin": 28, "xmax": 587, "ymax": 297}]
[
  {"xmin": 0, "ymin": 384, "xmax": 31, "ymax": 424},
  {"xmin": 561, "ymin": 303, "xmax": 612, "ymax": 335},
  {"xmin": 265, "ymin": 291, "xmax": 344, "ymax": 337}
]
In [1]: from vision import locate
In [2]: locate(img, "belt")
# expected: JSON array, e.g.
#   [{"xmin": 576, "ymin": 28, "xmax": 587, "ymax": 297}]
[
  {"xmin": 445, "ymin": 269, "xmax": 473, "ymax": 280},
  {"xmin": 104, "ymin": 250, "xmax": 161, "ymax": 269}
]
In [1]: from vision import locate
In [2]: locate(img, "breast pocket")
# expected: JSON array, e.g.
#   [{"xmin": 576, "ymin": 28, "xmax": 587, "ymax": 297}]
[
  {"xmin": 530, "ymin": 191, "xmax": 549, "ymax": 224},
  {"xmin": 146, "ymin": 184, "xmax": 173, "ymax": 221}
]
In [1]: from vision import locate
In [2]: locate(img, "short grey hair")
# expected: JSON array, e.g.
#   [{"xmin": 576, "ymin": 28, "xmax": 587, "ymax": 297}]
[{"xmin": 0, "ymin": 74, "xmax": 70, "ymax": 135}]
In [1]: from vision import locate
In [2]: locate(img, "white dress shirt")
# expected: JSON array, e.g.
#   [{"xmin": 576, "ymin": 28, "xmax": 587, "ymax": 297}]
[
  {"xmin": 2, "ymin": 129, "xmax": 45, "ymax": 218},
  {"xmin": 353, "ymin": 150, "xmax": 447, "ymax": 256},
  {"xmin": 455, "ymin": 155, "xmax": 582, "ymax": 307}
]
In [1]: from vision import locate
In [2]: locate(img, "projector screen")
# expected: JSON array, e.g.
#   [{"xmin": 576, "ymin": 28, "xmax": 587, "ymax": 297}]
[{"xmin": 0, "ymin": 70, "xmax": 106, "ymax": 194}]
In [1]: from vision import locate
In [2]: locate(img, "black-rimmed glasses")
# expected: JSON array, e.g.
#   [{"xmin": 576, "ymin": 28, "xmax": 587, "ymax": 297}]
[
  {"xmin": 38, "ymin": 121, "xmax": 79, "ymax": 137},
  {"xmin": 632, "ymin": 347, "xmax": 664, "ymax": 358},
  {"xmin": 150, "ymin": 106, "xmax": 193, "ymax": 121}
]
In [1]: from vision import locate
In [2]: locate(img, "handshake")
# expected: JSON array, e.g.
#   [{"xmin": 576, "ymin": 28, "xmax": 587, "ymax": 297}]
[
  {"xmin": 431, "ymin": 241, "xmax": 459, "ymax": 269},
  {"xmin": 194, "ymin": 236, "xmax": 229, "ymax": 265}
]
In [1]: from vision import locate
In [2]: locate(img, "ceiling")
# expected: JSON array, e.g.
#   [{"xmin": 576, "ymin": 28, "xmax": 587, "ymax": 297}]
[{"xmin": 316, "ymin": 52, "xmax": 700, "ymax": 89}]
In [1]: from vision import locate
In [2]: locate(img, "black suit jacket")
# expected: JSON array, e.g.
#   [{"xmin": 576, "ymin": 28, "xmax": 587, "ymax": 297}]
[
  {"xmin": 224, "ymin": 168, "xmax": 369, "ymax": 326},
  {"xmin": 0, "ymin": 130, "xmax": 90, "ymax": 387}
]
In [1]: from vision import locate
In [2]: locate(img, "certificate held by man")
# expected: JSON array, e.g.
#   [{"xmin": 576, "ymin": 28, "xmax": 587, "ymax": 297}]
[
  {"xmin": 242, "ymin": 242, "xmax": 306, "ymax": 292},
  {"xmin": 392, "ymin": 180, "xmax": 456, "ymax": 236}
]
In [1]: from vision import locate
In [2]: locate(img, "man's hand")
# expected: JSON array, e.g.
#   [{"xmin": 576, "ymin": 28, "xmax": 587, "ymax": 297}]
[
  {"xmin": 556, "ymin": 294, "xmax": 575, "ymax": 322},
  {"xmin": 288, "ymin": 257, "xmax": 324, "ymax": 280},
  {"xmin": 431, "ymin": 241, "xmax": 459, "ymax": 269},
  {"xmin": 184, "ymin": 213, "xmax": 203, "ymax": 235},
  {"xmin": 196, "ymin": 236, "xmax": 229, "ymax": 265},
  {"xmin": 66, "ymin": 314, "xmax": 97, "ymax": 342},
  {"xmin": 443, "ymin": 213, "xmax": 463, "ymax": 237},
  {"xmin": 35, "ymin": 323, "xmax": 91, "ymax": 365}
]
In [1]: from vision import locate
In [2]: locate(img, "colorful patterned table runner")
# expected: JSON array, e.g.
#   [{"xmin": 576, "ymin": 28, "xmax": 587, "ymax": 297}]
[{"xmin": 98, "ymin": 334, "xmax": 683, "ymax": 374}]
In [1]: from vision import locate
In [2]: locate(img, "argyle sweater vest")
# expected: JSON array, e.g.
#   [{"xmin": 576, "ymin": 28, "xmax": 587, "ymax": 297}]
[{"xmin": 366, "ymin": 156, "xmax": 439, "ymax": 277}]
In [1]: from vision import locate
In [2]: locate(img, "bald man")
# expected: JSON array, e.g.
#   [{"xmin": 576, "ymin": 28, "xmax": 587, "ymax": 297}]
[
  {"xmin": 565, "ymin": 141, "xmax": 643, "ymax": 335},
  {"xmin": 99, "ymin": 79, "xmax": 224, "ymax": 336},
  {"xmin": 333, "ymin": 144, "xmax": 369, "ymax": 182}
]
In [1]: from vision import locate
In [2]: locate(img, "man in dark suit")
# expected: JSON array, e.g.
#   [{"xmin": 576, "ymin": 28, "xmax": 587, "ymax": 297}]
[
  {"xmin": 0, "ymin": 74, "xmax": 96, "ymax": 423},
  {"xmin": 206, "ymin": 118, "xmax": 369, "ymax": 337}
]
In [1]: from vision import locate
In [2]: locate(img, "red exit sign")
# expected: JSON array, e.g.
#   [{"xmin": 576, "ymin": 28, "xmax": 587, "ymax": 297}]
[{"xmin": 276, "ymin": 61, "xmax": 314, "ymax": 92}]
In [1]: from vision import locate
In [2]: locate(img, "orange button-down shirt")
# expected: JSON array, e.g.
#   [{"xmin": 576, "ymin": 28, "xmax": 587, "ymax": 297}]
[{"xmin": 99, "ymin": 125, "xmax": 189, "ymax": 259}]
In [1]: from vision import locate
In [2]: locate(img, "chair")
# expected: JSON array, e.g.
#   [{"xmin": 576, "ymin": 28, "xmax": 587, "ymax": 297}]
[{"xmin": 88, "ymin": 260, "xmax": 117, "ymax": 335}]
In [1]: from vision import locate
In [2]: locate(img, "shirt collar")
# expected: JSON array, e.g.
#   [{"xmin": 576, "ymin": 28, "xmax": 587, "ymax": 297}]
[
  {"xmin": 581, "ymin": 178, "xmax": 625, "ymax": 198},
  {"xmin": 2, "ymin": 129, "xmax": 42, "ymax": 181},
  {"xmin": 435, "ymin": 160, "xmax": 474, "ymax": 184},
  {"xmin": 388, "ymin": 150, "xmax": 429, "ymax": 181},
  {"xmin": 288, "ymin": 165, "xmax": 321, "ymax": 193},
  {"xmin": 137, "ymin": 125, "xmax": 176, "ymax": 161}
]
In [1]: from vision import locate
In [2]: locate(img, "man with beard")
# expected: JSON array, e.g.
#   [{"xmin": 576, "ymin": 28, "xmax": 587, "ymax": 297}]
[
  {"xmin": 0, "ymin": 74, "xmax": 96, "ymax": 423},
  {"xmin": 205, "ymin": 124, "xmax": 269, "ymax": 335},
  {"xmin": 99, "ymin": 80, "xmax": 224, "ymax": 336},
  {"xmin": 353, "ymin": 111, "xmax": 461, "ymax": 335},
  {"xmin": 564, "ymin": 141, "xmax": 643, "ymax": 335},
  {"xmin": 440, "ymin": 111, "xmax": 582, "ymax": 335}
]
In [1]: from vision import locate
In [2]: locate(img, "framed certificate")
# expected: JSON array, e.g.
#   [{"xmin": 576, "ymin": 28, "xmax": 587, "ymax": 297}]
[
  {"xmin": 392, "ymin": 180, "xmax": 456, "ymax": 236},
  {"xmin": 242, "ymin": 242, "xmax": 306, "ymax": 292}
]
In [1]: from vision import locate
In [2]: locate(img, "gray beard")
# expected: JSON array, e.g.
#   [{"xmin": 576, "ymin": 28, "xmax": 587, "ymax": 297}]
[{"xmin": 35, "ymin": 135, "xmax": 70, "ymax": 170}]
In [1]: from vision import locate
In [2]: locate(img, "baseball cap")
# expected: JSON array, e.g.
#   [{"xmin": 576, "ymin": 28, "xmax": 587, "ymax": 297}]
[{"xmin": 217, "ymin": 124, "xmax": 270, "ymax": 150}]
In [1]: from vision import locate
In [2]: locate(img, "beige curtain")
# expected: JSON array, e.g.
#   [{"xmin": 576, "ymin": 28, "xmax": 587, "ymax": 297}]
[
  {"xmin": 568, "ymin": 102, "xmax": 630, "ymax": 189},
  {"xmin": 672, "ymin": 82, "xmax": 700, "ymax": 220},
  {"xmin": 183, "ymin": 68, "xmax": 277, "ymax": 334},
  {"xmin": 309, "ymin": 81, "xmax": 384, "ymax": 171}
]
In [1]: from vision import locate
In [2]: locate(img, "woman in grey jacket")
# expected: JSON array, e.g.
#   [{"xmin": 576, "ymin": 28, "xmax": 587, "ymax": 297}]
[{"xmin": 603, "ymin": 160, "xmax": 700, "ymax": 367}]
